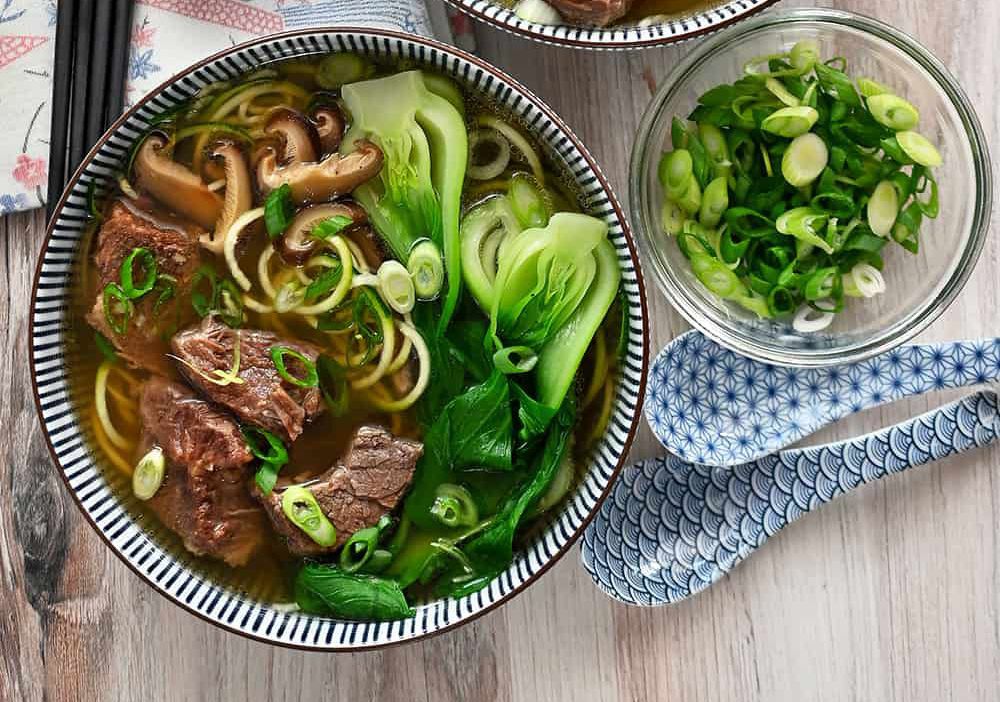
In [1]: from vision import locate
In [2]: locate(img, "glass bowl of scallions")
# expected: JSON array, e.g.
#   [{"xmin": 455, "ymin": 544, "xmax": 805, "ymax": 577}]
[{"xmin": 631, "ymin": 8, "xmax": 991, "ymax": 366}]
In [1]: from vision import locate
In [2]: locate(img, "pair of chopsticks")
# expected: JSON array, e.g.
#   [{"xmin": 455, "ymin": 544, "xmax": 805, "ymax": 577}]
[{"xmin": 47, "ymin": 0, "xmax": 134, "ymax": 219}]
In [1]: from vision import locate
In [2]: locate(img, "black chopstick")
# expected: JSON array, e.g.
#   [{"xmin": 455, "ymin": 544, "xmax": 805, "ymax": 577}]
[
  {"xmin": 85, "ymin": 0, "xmax": 114, "ymax": 153},
  {"xmin": 66, "ymin": 0, "xmax": 94, "ymax": 186},
  {"xmin": 47, "ymin": 0, "xmax": 134, "ymax": 221},
  {"xmin": 46, "ymin": 0, "xmax": 77, "ymax": 218},
  {"xmin": 105, "ymin": 0, "xmax": 135, "ymax": 129}
]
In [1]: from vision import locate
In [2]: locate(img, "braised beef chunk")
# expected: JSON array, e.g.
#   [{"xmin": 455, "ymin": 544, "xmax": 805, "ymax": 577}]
[
  {"xmin": 547, "ymin": 0, "xmax": 633, "ymax": 26},
  {"xmin": 139, "ymin": 377, "xmax": 266, "ymax": 567},
  {"xmin": 170, "ymin": 316, "xmax": 324, "ymax": 442},
  {"xmin": 256, "ymin": 425, "xmax": 422, "ymax": 557},
  {"xmin": 85, "ymin": 200, "xmax": 200, "ymax": 374}
]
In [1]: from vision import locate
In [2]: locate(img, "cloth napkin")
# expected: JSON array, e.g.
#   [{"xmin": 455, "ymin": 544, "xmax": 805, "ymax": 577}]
[{"xmin": 0, "ymin": 0, "xmax": 475, "ymax": 215}]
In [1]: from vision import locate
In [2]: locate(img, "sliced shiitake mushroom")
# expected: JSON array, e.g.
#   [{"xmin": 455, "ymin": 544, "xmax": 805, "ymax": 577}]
[
  {"xmin": 200, "ymin": 142, "xmax": 253, "ymax": 254},
  {"xmin": 278, "ymin": 201, "xmax": 367, "ymax": 265},
  {"xmin": 133, "ymin": 134, "xmax": 222, "ymax": 229},
  {"xmin": 265, "ymin": 108, "xmax": 319, "ymax": 164},
  {"xmin": 311, "ymin": 105, "xmax": 346, "ymax": 156},
  {"xmin": 257, "ymin": 139, "xmax": 384, "ymax": 205}
]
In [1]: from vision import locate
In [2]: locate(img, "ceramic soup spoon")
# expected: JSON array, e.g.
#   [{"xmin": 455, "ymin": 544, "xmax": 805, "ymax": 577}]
[
  {"xmin": 647, "ymin": 331, "xmax": 1000, "ymax": 467},
  {"xmin": 581, "ymin": 389, "xmax": 1000, "ymax": 606}
]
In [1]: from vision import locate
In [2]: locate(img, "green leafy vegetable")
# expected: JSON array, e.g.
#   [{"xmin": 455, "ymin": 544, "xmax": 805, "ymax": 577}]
[
  {"xmin": 264, "ymin": 183, "xmax": 294, "ymax": 238},
  {"xmin": 449, "ymin": 397, "xmax": 576, "ymax": 595},
  {"xmin": 341, "ymin": 71, "xmax": 468, "ymax": 331},
  {"xmin": 311, "ymin": 215, "xmax": 354, "ymax": 240},
  {"xmin": 294, "ymin": 564, "xmax": 414, "ymax": 621}
]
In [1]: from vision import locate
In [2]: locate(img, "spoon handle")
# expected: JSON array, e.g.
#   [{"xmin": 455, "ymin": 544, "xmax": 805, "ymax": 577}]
[{"xmin": 582, "ymin": 390, "xmax": 1000, "ymax": 606}]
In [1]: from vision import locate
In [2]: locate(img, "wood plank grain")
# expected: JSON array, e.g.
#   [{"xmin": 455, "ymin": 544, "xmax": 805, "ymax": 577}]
[{"xmin": 1, "ymin": 0, "xmax": 998, "ymax": 698}]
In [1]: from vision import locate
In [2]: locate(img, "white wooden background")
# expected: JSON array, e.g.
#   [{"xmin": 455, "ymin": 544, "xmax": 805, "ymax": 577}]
[{"xmin": 2, "ymin": 1, "xmax": 999, "ymax": 699}]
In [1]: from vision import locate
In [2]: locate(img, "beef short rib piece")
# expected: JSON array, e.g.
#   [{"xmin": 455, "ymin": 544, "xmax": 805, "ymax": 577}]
[
  {"xmin": 140, "ymin": 377, "xmax": 266, "ymax": 567},
  {"xmin": 170, "ymin": 316, "xmax": 324, "ymax": 443},
  {"xmin": 85, "ymin": 200, "xmax": 201, "ymax": 375},
  {"xmin": 547, "ymin": 0, "xmax": 633, "ymax": 26},
  {"xmin": 256, "ymin": 425, "xmax": 422, "ymax": 557}
]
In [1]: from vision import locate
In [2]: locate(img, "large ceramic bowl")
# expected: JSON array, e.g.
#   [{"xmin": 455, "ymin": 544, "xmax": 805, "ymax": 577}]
[
  {"xmin": 30, "ymin": 28, "xmax": 648, "ymax": 650},
  {"xmin": 446, "ymin": 0, "xmax": 779, "ymax": 50},
  {"xmin": 631, "ymin": 9, "xmax": 992, "ymax": 366}
]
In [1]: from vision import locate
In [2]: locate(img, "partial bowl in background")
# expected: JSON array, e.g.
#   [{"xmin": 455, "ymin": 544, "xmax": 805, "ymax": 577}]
[
  {"xmin": 445, "ymin": 0, "xmax": 780, "ymax": 50},
  {"xmin": 30, "ymin": 27, "xmax": 649, "ymax": 650},
  {"xmin": 631, "ymin": 8, "xmax": 992, "ymax": 367}
]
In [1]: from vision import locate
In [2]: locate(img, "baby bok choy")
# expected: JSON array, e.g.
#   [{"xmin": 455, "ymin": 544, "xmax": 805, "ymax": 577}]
[
  {"xmin": 461, "ymin": 206, "xmax": 620, "ymax": 411},
  {"xmin": 340, "ymin": 71, "xmax": 468, "ymax": 330}
]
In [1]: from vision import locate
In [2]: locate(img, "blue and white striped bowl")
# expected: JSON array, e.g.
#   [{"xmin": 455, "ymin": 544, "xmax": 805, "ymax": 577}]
[
  {"xmin": 30, "ymin": 28, "xmax": 649, "ymax": 650},
  {"xmin": 445, "ymin": 0, "xmax": 779, "ymax": 50}
]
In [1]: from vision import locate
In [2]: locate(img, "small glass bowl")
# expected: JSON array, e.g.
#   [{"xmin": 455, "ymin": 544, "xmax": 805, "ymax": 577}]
[{"xmin": 631, "ymin": 8, "xmax": 992, "ymax": 367}]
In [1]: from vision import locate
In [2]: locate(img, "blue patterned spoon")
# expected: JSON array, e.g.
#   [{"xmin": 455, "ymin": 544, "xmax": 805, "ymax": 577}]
[
  {"xmin": 581, "ymin": 390, "xmax": 1000, "ymax": 605},
  {"xmin": 647, "ymin": 331, "xmax": 1000, "ymax": 467}
]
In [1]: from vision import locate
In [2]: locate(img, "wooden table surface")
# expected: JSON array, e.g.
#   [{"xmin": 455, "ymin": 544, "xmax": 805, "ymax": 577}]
[{"xmin": 2, "ymin": 1, "xmax": 998, "ymax": 699}]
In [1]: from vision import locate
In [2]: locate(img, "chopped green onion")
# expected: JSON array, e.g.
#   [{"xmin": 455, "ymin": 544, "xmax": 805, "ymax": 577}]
[
  {"xmin": 270, "ymin": 346, "xmax": 318, "ymax": 388},
  {"xmin": 102, "ymin": 283, "xmax": 133, "ymax": 335},
  {"xmin": 662, "ymin": 199, "xmax": 686, "ymax": 235},
  {"xmin": 660, "ymin": 149, "xmax": 694, "ymax": 201},
  {"xmin": 429, "ymin": 483, "xmax": 479, "ymax": 528},
  {"xmin": 191, "ymin": 266, "xmax": 219, "ymax": 318},
  {"xmin": 242, "ymin": 426, "xmax": 288, "ymax": 466},
  {"xmin": 255, "ymin": 462, "xmax": 280, "ymax": 495},
  {"xmin": 867, "ymin": 180, "xmax": 900, "ymax": 237},
  {"xmin": 776, "ymin": 207, "xmax": 834, "ymax": 254},
  {"xmin": 762, "ymin": 106, "xmax": 819, "ymax": 138},
  {"xmin": 119, "ymin": 247, "xmax": 157, "ymax": 299},
  {"xmin": 866, "ymin": 94, "xmax": 919, "ymax": 131},
  {"xmin": 789, "ymin": 40, "xmax": 819, "ymax": 73},
  {"xmin": 264, "ymin": 183, "xmax": 294, "ymax": 238},
  {"xmin": 132, "ymin": 447, "xmax": 166, "ymax": 500},
  {"xmin": 661, "ymin": 44, "xmax": 942, "ymax": 326},
  {"xmin": 151, "ymin": 274, "xmax": 176, "ymax": 315},
  {"xmin": 896, "ymin": 131, "xmax": 942, "ymax": 167},
  {"xmin": 493, "ymin": 346, "xmax": 538, "ymax": 374},
  {"xmin": 376, "ymin": 260, "xmax": 415, "ymax": 314},
  {"xmin": 782, "ymin": 132, "xmax": 828, "ymax": 187},
  {"xmin": 857, "ymin": 77, "xmax": 892, "ymax": 98},
  {"xmin": 311, "ymin": 215, "xmax": 354, "ymax": 239},
  {"xmin": 690, "ymin": 253, "xmax": 746, "ymax": 299},
  {"xmin": 407, "ymin": 240, "xmax": 445, "ymax": 299},
  {"xmin": 339, "ymin": 525, "xmax": 380, "ymax": 573},
  {"xmin": 698, "ymin": 177, "xmax": 729, "ymax": 228},
  {"xmin": 282, "ymin": 486, "xmax": 337, "ymax": 547}
]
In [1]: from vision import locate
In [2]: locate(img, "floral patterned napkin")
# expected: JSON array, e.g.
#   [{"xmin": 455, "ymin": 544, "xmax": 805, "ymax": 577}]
[{"xmin": 0, "ymin": 0, "xmax": 474, "ymax": 216}]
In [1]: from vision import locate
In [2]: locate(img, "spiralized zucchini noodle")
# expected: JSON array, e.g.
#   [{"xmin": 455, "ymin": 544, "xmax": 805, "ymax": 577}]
[{"xmin": 93, "ymin": 360, "xmax": 140, "ymax": 475}]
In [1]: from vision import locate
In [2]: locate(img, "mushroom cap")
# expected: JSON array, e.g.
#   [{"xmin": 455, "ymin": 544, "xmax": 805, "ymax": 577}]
[
  {"xmin": 278, "ymin": 201, "xmax": 368, "ymax": 266},
  {"xmin": 311, "ymin": 105, "xmax": 346, "ymax": 156},
  {"xmin": 256, "ymin": 139, "xmax": 384, "ymax": 206},
  {"xmin": 134, "ymin": 133, "xmax": 223, "ymax": 230},
  {"xmin": 265, "ymin": 108, "xmax": 319, "ymax": 165}
]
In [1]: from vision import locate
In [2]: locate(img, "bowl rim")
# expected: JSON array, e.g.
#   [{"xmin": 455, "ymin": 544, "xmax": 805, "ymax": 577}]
[
  {"xmin": 29, "ymin": 26, "xmax": 650, "ymax": 650},
  {"xmin": 629, "ymin": 7, "xmax": 993, "ymax": 367},
  {"xmin": 444, "ymin": 0, "xmax": 783, "ymax": 50}
]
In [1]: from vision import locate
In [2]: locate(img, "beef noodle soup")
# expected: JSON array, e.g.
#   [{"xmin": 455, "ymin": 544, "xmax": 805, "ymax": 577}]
[{"xmin": 68, "ymin": 54, "xmax": 622, "ymax": 620}]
